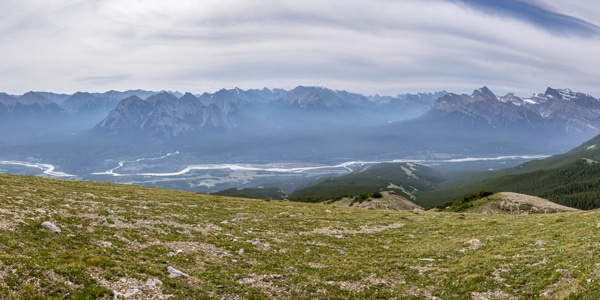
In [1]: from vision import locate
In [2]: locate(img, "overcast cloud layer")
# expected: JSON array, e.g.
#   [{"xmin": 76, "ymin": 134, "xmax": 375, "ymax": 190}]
[{"xmin": 1, "ymin": 0, "xmax": 599, "ymax": 97}]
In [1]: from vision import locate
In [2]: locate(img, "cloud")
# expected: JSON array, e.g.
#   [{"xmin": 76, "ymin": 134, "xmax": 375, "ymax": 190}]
[
  {"xmin": 451, "ymin": 0, "xmax": 600, "ymax": 36},
  {"xmin": 0, "ymin": 0, "xmax": 599, "ymax": 97}
]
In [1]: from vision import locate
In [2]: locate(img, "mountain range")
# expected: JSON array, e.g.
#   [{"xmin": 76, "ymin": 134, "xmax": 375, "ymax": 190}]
[
  {"xmin": 4, "ymin": 85, "xmax": 598, "ymax": 148},
  {"xmin": 2, "ymin": 85, "xmax": 600, "ymax": 198},
  {"xmin": 94, "ymin": 86, "xmax": 445, "ymax": 138}
]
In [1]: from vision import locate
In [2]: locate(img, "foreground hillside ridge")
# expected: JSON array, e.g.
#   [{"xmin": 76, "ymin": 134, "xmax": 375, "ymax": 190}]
[
  {"xmin": 454, "ymin": 192, "xmax": 580, "ymax": 214},
  {"xmin": 1, "ymin": 174, "xmax": 600, "ymax": 298},
  {"xmin": 328, "ymin": 191, "xmax": 423, "ymax": 211}
]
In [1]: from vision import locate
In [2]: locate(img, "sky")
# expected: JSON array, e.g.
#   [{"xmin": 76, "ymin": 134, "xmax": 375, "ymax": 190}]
[{"xmin": 1, "ymin": 0, "xmax": 600, "ymax": 97}]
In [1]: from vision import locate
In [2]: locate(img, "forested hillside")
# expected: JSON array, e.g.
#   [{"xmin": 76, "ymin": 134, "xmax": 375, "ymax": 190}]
[
  {"xmin": 479, "ymin": 159, "xmax": 600, "ymax": 209},
  {"xmin": 423, "ymin": 159, "xmax": 600, "ymax": 210},
  {"xmin": 289, "ymin": 163, "xmax": 445, "ymax": 203}
]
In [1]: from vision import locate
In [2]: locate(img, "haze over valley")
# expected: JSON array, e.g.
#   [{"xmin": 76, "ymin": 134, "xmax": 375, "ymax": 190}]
[{"xmin": 0, "ymin": 85, "xmax": 598, "ymax": 198}]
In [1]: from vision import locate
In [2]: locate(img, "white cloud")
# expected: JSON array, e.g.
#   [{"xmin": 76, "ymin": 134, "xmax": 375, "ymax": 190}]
[{"xmin": 0, "ymin": 0, "xmax": 599, "ymax": 97}]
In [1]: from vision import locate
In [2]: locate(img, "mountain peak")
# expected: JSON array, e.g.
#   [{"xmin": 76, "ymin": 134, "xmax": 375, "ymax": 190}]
[
  {"xmin": 0, "ymin": 92, "xmax": 17, "ymax": 106},
  {"xmin": 472, "ymin": 86, "xmax": 497, "ymax": 100},
  {"xmin": 18, "ymin": 91, "xmax": 53, "ymax": 105},
  {"xmin": 544, "ymin": 87, "xmax": 581, "ymax": 101},
  {"xmin": 544, "ymin": 87, "xmax": 563, "ymax": 99},
  {"xmin": 145, "ymin": 92, "xmax": 178, "ymax": 107}
]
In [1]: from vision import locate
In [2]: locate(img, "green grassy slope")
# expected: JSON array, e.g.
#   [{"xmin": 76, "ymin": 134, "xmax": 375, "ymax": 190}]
[
  {"xmin": 1, "ymin": 174, "xmax": 600, "ymax": 298},
  {"xmin": 288, "ymin": 162, "xmax": 445, "ymax": 203}
]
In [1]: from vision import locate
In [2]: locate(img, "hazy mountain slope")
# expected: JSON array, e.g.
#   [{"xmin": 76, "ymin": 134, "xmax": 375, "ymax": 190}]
[
  {"xmin": 420, "ymin": 133, "xmax": 600, "ymax": 209},
  {"xmin": 62, "ymin": 92, "xmax": 117, "ymax": 114},
  {"xmin": 1, "ymin": 174, "xmax": 600, "ymax": 298},
  {"xmin": 288, "ymin": 162, "xmax": 446, "ymax": 203},
  {"xmin": 382, "ymin": 86, "xmax": 600, "ymax": 157},
  {"xmin": 95, "ymin": 86, "xmax": 441, "ymax": 139}
]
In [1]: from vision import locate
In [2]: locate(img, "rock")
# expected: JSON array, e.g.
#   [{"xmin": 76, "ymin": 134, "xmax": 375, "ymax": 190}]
[
  {"xmin": 238, "ymin": 248, "xmax": 245, "ymax": 255},
  {"xmin": 146, "ymin": 278, "xmax": 162, "ymax": 288},
  {"xmin": 272, "ymin": 274, "xmax": 283, "ymax": 279},
  {"xmin": 167, "ymin": 266, "xmax": 189, "ymax": 278},
  {"xmin": 237, "ymin": 277, "xmax": 253, "ymax": 284},
  {"xmin": 220, "ymin": 220, "xmax": 229, "ymax": 225},
  {"xmin": 418, "ymin": 258, "xmax": 435, "ymax": 262},
  {"xmin": 167, "ymin": 252, "xmax": 176, "ymax": 257},
  {"xmin": 35, "ymin": 208, "xmax": 46, "ymax": 214},
  {"xmin": 124, "ymin": 288, "xmax": 140, "ymax": 297},
  {"xmin": 534, "ymin": 240, "xmax": 545, "ymax": 246},
  {"xmin": 112, "ymin": 288, "xmax": 140, "ymax": 299},
  {"xmin": 556, "ymin": 269, "xmax": 568, "ymax": 274},
  {"xmin": 466, "ymin": 239, "xmax": 482, "ymax": 250},
  {"xmin": 41, "ymin": 221, "xmax": 61, "ymax": 233}
]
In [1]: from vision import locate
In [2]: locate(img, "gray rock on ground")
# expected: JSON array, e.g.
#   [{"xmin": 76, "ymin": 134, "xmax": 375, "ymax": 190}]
[
  {"xmin": 167, "ymin": 266, "xmax": 189, "ymax": 278},
  {"xmin": 41, "ymin": 221, "xmax": 61, "ymax": 233}
]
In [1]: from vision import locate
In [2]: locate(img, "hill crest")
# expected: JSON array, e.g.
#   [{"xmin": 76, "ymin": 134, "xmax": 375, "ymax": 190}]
[{"xmin": 464, "ymin": 192, "xmax": 580, "ymax": 214}]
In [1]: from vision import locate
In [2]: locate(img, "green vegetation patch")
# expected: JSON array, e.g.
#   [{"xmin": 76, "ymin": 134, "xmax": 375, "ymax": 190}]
[
  {"xmin": 211, "ymin": 187, "xmax": 287, "ymax": 200},
  {"xmin": 435, "ymin": 191, "xmax": 495, "ymax": 212},
  {"xmin": 288, "ymin": 162, "xmax": 445, "ymax": 203}
]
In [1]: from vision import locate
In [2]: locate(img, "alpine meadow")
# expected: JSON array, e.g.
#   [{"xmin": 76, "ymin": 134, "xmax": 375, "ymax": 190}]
[{"xmin": 3, "ymin": 0, "xmax": 600, "ymax": 299}]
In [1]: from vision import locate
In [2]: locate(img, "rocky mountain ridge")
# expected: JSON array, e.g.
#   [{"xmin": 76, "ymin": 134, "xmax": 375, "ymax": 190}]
[
  {"xmin": 431, "ymin": 86, "xmax": 600, "ymax": 133},
  {"xmin": 0, "ymin": 86, "xmax": 444, "ymax": 132},
  {"xmin": 3, "ymin": 85, "xmax": 600, "ymax": 161},
  {"xmin": 93, "ymin": 86, "xmax": 446, "ymax": 137}
]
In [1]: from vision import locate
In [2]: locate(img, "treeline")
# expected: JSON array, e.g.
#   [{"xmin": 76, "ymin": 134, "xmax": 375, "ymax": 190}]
[
  {"xmin": 435, "ymin": 191, "xmax": 495, "ymax": 212},
  {"xmin": 210, "ymin": 187, "xmax": 287, "ymax": 200}
]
